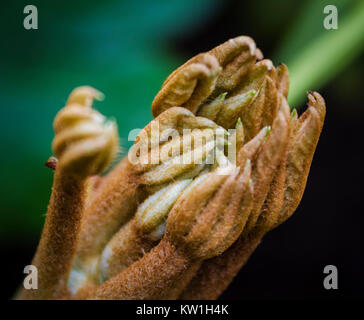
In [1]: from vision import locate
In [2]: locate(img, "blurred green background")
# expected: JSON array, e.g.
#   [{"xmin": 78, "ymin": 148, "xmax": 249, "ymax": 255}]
[{"xmin": 1, "ymin": 0, "xmax": 364, "ymax": 299}]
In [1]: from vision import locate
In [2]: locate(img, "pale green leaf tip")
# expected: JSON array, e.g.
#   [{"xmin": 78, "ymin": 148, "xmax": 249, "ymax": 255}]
[
  {"xmin": 265, "ymin": 126, "xmax": 271, "ymax": 139},
  {"xmin": 218, "ymin": 92, "xmax": 228, "ymax": 100},
  {"xmin": 291, "ymin": 108, "xmax": 297, "ymax": 118}
]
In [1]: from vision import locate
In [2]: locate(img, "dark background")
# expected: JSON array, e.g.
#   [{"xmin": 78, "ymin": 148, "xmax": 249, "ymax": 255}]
[{"xmin": 1, "ymin": 0, "xmax": 363, "ymax": 299}]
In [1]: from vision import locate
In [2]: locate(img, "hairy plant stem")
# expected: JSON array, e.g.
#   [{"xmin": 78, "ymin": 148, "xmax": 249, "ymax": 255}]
[{"xmin": 18, "ymin": 170, "xmax": 85, "ymax": 299}]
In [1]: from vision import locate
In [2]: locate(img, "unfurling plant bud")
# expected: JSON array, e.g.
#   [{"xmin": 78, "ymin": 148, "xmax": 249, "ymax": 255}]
[
  {"xmin": 52, "ymin": 86, "xmax": 118, "ymax": 177},
  {"xmin": 19, "ymin": 35, "xmax": 326, "ymax": 301}
]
